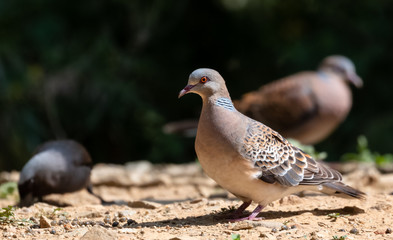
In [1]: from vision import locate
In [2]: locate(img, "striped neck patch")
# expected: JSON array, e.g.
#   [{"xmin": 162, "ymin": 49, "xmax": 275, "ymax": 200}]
[{"xmin": 215, "ymin": 97, "xmax": 235, "ymax": 111}]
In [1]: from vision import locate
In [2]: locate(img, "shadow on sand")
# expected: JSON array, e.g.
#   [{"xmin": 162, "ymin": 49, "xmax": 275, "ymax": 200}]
[{"xmin": 132, "ymin": 205, "xmax": 365, "ymax": 228}]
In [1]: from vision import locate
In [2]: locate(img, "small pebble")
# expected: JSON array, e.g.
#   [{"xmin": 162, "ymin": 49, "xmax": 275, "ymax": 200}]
[
  {"xmin": 386, "ymin": 228, "xmax": 392, "ymax": 234},
  {"xmin": 104, "ymin": 216, "xmax": 111, "ymax": 224},
  {"xmin": 30, "ymin": 224, "xmax": 40, "ymax": 229},
  {"xmin": 29, "ymin": 217, "xmax": 38, "ymax": 223},
  {"xmin": 39, "ymin": 215, "xmax": 52, "ymax": 228},
  {"xmin": 281, "ymin": 225, "xmax": 289, "ymax": 231},
  {"xmin": 64, "ymin": 223, "xmax": 72, "ymax": 230},
  {"xmin": 50, "ymin": 229, "xmax": 56, "ymax": 234},
  {"xmin": 271, "ymin": 228, "xmax": 278, "ymax": 233},
  {"xmin": 127, "ymin": 219, "xmax": 137, "ymax": 225},
  {"xmin": 105, "ymin": 211, "xmax": 110, "ymax": 214},
  {"xmin": 90, "ymin": 221, "xmax": 96, "ymax": 226},
  {"xmin": 119, "ymin": 217, "xmax": 127, "ymax": 222},
  {"xmin": 97, "ymin": 221, "xmax": 106, "ymax": 227},
  {"xmin": 112, "ymin": 216, "xmax": 119, "ymax": 222},
  {"xmin": 290, "ymin": 225, "xmax": 297, "ymax": 229},
  {"xmin": 112, "ymin": 221, "xmax": 119, "ymax": 227},
  {"xmin": 58, "ymin": 220, "xmax": 65, "ymax": 225},
  {"xmin": 50, "ymin": 220, "xmax": 57, "ymax": 226},
  {"xmin": 350, "ymin": 228, "xmax": 359, "ymax": 234},
  {"xmin": 338, "ymin": 229, "xmax": 346, "ymax": 232}
]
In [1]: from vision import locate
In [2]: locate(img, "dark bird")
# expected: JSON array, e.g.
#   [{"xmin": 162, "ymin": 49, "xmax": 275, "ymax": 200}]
[
  {"xmin": 18, "ymin": 140, "xmax": 105, "ymax": 206},
  {"xmin": 235, "ymin": 55, "xmax": 363, "ymax": 145}
]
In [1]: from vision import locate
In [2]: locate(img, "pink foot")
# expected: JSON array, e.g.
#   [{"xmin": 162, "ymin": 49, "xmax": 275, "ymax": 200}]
[{"xmin": 228, "ymin": 204, "xmax": 264, "ymax": 222}]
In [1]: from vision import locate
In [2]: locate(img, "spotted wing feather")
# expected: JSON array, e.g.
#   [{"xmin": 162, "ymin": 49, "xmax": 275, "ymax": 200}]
[{"xmin": 242, "ymin": 120, "xmax": 341, "ymax": 186}]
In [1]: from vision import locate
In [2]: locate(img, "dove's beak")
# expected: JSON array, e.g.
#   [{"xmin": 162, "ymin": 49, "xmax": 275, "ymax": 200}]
[
  {"xmin": 346, "ymin": 72, "xmax": 363, "ymax": 88},
  {"xmin": 178, "ymin": 84, "xmax": 195, "ymax": 98}
]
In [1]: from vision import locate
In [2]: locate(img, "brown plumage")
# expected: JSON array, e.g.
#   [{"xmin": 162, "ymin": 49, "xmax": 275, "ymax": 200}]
[
  {"xmin": 179, "ymin": 68, "xmax": 365, "ymax": 222},
  {"xmin": 235, "ymin": 55, "xmax": 363, "ymax": 145}
]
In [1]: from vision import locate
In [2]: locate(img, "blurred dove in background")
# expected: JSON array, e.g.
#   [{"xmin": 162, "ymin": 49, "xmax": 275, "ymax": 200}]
[
  {"xmin": 18, "ymin": 140, "xmax": 106, "ymax": 206},
  {"xmin": 235, "ymin": 55, "xmax": 363, "ymax": 145}
]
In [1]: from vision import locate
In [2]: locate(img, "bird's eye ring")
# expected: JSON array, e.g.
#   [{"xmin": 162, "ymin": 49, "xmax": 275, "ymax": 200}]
[{"xmin": 200, "ymin": 76, "xmax": 208, "ymax": 83}]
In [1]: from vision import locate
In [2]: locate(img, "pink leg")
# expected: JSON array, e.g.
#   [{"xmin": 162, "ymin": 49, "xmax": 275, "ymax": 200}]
[
  {"xmin": 229, "ymin": 204, "xmax": 264, "ymax": 222},
  {"xmin": 230, "ymin": 201, "xmax": 252, "ymax": 218}
]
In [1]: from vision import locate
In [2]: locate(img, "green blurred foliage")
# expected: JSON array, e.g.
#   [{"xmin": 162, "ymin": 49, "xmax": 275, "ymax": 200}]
[
  {"xmin": 0, "ymin": 0, "xmax": 393, "ymax": 170},
  {"xmin": 230, "ymin": 233, "xmax": 241, "ymax": 240},
  {"xmin": 0, "ymin": 182, "xmax": 17, "ymax": 200},
  {"xmin": 0, "ymin": 205, "xmax": 15, "ymax": 223},
  {"xmin": 342, "ymin": 135, "xmax": 393, "ymax": 166}
]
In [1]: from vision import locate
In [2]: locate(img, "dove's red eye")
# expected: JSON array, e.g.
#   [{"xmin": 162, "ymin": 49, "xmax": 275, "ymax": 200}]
[{"xmin": 200, "ymin": 76, "xmax": 208, "ymax": 83}]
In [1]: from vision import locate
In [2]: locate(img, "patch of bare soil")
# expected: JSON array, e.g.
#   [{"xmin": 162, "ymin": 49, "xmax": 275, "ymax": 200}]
[{"xmin": 1, "ymin": 161, "xmax": 393, "ymax": 240}]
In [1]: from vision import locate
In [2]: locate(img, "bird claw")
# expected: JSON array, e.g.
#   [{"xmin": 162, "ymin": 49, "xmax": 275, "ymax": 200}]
[{"xmin": 227, "ymin": 204, "xmax": 264, "ymax": 222}]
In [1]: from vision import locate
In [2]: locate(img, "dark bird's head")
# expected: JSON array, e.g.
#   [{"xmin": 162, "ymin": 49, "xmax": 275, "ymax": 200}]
[{"xmin": 17, "ymin": 178, "xmax": 36, "ymax": 206}]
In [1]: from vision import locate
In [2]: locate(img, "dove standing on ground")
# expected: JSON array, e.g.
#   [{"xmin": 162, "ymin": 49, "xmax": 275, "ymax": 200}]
[
  {"xmin": 235, "ymin": 55, "xmax": 363, "ymax": 145},
  {"xmin": 18, "ymin": 140, "xmax": 105, "ymax": 206},
  {"xmin": 179, "ymin": 68, "xmax": 365, "ymax": 221}
]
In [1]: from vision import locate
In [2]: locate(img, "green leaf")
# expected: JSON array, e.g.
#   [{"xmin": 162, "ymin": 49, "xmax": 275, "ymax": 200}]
[
  {"xmin": 231, "ymin": 233, "xmax": 241, "ymax": 240},
  {"xmin": 0, "ymin": 205, "xmax": 15, "ymax": 222}
]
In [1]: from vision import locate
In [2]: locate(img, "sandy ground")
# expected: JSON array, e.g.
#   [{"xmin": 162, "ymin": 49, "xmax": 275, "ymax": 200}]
[{"xmin": 0, "ymin": 161, "xmax": 393, "ymax": 240}]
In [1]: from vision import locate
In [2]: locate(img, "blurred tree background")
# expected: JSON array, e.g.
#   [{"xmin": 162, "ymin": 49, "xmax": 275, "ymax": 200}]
[{"xmin": 0, "ymin": 0, "xmax": 392, "ymax": 170}]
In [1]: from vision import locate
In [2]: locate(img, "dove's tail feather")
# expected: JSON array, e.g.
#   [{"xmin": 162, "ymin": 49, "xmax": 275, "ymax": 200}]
[{"xmin": 322, "ymin": 182, "xmax": 366, "ymax": 199}]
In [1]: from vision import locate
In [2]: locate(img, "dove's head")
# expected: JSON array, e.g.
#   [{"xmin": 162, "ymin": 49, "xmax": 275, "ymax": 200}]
[
  {"xmin": 318, "ymin": 55, "xmax": 363, "ymax": 88},
  {"xmin": 178, "ymin": 68, "xmax": 229, "ymax": 99}
]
